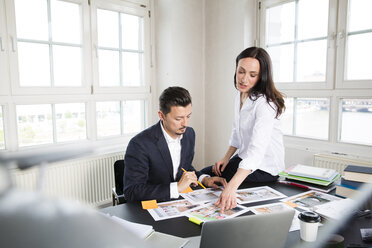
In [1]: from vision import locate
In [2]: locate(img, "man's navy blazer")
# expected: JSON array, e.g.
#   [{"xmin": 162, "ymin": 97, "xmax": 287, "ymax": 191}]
[{"xmin": 123, "ymin": 121, "xmax": 200, "ymax": 202}]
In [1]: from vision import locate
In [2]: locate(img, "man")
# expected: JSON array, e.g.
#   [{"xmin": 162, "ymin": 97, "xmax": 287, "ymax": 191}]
[{"xmin": 124, "ymin": 86, "xmax": 226, "ymax": 202}]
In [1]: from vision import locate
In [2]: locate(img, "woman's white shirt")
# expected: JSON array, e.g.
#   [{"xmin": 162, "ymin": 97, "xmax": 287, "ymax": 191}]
[{"xmin": 229, "ymin": 91, "xmax": 285, "ymax": 176}]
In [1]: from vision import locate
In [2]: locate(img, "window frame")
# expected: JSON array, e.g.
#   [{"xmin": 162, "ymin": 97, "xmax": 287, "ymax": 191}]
[
  {"xmin": 259, "ymin": 0, "xmax": 338, "ymax": 90},
  {"xmin": 1, "ymin": 0, "xmax": 152, "ymax": 152},
  {"xmin": 335, "ymin": 0, "xmax": 372, "ymax": 89},
  {"xmin": 90, "ymin": 0, "xmax": 151, "ymax": 94},
  {"xmin": 0, "ymin": 0, "xmax": 10, "ymax": 95},
  {"xmin": 5, "ymin": 0, "xmax": 92, "ymax": 95},
  {"xmin": 258, "ymin": 0, "xmax": 372, "ymax": 157}
]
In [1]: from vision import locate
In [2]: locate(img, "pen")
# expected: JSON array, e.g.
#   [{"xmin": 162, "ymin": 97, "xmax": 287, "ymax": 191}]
[
  {"xmin": 181, "ymin": 168, "xmax": 206, "ymax": 189},
  {"xmin": 279, "ymin": 180, "xmax": 309, "ymax": 190}
]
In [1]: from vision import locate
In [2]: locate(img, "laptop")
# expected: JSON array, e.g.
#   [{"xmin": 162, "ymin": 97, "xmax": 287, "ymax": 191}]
[{"xmin": 193, "ymin": 209, "xmax": 295, "ymax": 248}]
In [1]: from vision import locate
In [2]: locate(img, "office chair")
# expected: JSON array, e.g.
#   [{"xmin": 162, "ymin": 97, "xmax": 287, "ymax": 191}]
[{"xmin": 112, "ymin": 159, "xmax": 126, "ymax": 206}]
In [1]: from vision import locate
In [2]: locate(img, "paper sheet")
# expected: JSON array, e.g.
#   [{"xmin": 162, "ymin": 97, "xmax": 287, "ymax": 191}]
[
  {"xmin": 147, "ymin": 199, "xmax": 201, "ymax": 221},
  {"xmin": 235, "ymin": 186, "xmax": 287, "ymax": 204}
]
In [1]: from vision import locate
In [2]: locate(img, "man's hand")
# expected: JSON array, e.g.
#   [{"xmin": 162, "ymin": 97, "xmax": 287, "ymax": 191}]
[
  {"xmin": 202, "ymin": 176, "xmax": 227, "ymax": 189},
  {"xmin": 177, "ymin": 171, "xmax": 198, "ymax": 193}
]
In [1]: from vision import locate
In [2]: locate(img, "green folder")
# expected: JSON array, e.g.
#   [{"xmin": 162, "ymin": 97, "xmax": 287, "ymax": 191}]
[{"xmin": 279, "ymin": 171, "xmax": 340, "ymax": 186}]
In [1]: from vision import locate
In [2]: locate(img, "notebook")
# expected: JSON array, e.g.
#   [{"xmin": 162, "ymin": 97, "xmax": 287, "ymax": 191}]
[{"xmin": 198, "ymin": 209, "xmax": 295, "ymax": 248}]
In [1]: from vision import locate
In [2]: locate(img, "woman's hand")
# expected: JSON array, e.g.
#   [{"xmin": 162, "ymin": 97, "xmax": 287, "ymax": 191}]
[
  {"xmin": 214, "ymin": 185, "xmax": 238, "ymax": 214},
  {"xmin": 212, "ymin": 158, "xmax": 229, "ymax": 176}
]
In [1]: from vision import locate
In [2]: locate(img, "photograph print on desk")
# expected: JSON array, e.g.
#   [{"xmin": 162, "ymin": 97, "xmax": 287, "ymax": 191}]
[
  {"xmin": 184, "ymin": 202, "xmax": 249, "ymax": 222},
  {"xmin": 280, "ymin": 190, "xmax": 342, "ymax": 211},
  {"xmin": 180, "ymin": 187, "xmax": 223, "ymax": 204},
  {"xmin": 235, "ymin": 186, "xmax": 287, "ymax": 204},
  {"xmin": 147, "ymin": 199, "xmax": 201, "ymax": 221},
  {"xmin": 249, "ymin": 202, "xmax": 301, "ymax": 232}
]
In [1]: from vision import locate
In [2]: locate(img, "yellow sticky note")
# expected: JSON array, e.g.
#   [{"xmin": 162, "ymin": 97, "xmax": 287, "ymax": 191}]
[
  {"xmin": 182, "ymin": 186, "xmax": 194, "ymax": 193},
  {"xmin": 141, "ymin": 200, "xmax": 158, "ymax": 209},
  {"xmin": 283, "ymin": 201, "xmax": 298, "ymax": 208}
]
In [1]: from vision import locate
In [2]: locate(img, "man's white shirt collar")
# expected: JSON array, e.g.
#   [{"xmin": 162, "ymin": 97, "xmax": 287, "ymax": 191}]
[{"xmin": 160, "ymin": 121, "xmax": 183, "ymax": 144}]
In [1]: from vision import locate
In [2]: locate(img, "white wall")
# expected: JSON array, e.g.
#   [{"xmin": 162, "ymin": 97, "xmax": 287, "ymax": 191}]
[
  {"xmin": 154, "ymin": 0, "xmax": 257, "ymax": 169},
  {"xmin": 154, "ymin": 0, "xmax": 205, "ymax": 167},
  {"xmin": 204, "ymin": 0, "xmax": 257, "ymax": 166}
]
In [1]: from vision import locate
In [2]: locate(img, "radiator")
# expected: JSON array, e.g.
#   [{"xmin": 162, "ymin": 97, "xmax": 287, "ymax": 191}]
[
  {"xmin": 10, "ymin": 151, "xmax": 123, "ymax": 207},
  {"xmin": 313, "ymin": 153, "xmax": 372, "ymax": 176}
]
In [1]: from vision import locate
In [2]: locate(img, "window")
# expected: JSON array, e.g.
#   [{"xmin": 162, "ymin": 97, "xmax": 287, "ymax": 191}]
[
  {"xmin": 264, "ymin": 0, "xmax": 331, "ymax": 87},
  {"xmin": 260, "ymin": 0, "xmax": 372, "ymax": 152},
  {"xmin": 336, "ymin": 0, "xmax": 372, "ymax": 88},
  {"xmin": 11, "ymin": 0, "xmax": 87, "ymax": 92},
  {"xmin": 16, "ymin": 103, "xmax": 86, "ymax": 147},
  {"xmin": 340, "ymin": 99, "xmax": 372, "ymax": 146},
  {"xmin": 282, "ymin": 97, "xmax": 330, "ymax": 140},
  {"xmin": 90, "ymin": 0, "xmax": 150, "ymax": 94},
  {"xmin": 1, "ymin": 0, "xmax": 151, "ymax": 151},
  {"xmin": 96, "ymin": 99, "xmax": 146, "ymax": 138},
  {"xmin": 0, "ymin": 0, "xmax": 9, "ymax": 95},
  {"xmin": 0, "ymin": 106, "xmax": 4, "ymax": 149},
  {"xmin": 96, "ymin": 9, "xmax": 144, "ymax": 87},
  {"xmin": 17, "ymin": 104, "xmax": 53, "ymax": 147}
]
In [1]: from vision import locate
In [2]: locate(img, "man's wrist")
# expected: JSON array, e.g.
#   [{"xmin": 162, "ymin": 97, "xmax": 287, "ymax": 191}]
[
  {"xmin": 170, "ymin": 182, "xmax": 180, "ymax": 198},
  {"xmin": 199, "ymin": 174, "xmax": 210, "ymax": 186}
]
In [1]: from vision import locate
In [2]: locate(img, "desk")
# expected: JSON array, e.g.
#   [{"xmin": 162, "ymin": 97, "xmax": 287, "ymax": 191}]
[{"xmin": 100, "ymin": 182, "xmax": 371, "ymax": 247}]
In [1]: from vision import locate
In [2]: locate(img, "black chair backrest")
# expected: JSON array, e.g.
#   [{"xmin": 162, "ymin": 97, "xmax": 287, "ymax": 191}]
[{"xmin": 114, "ymin": 160, "xmax": 125, "ymax": 195}]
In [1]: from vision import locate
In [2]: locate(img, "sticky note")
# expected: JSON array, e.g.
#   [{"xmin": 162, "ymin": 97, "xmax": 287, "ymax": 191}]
[
  {"xmin": 189, "ymin": 217, "xmax": 203, "ymax": 225},
  {"xmin": 182, "ymin": 186, "xmax": 194, "ymax": 193},
  {"xmin": 283, "ymin": 201, "xmax": 298, "ymax": 208},
  {"xmin": 141, "ymin": 200, "xmax": 158, "ymax": 209}
]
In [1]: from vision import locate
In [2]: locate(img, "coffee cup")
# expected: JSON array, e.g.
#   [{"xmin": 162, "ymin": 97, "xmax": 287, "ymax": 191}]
[{"xmin": 298, "ymin": 211, "xmax": 321, "ymax": 242}]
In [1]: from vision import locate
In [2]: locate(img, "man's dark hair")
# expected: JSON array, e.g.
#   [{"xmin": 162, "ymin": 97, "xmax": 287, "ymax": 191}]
[{"xmin": 159, "ymin": 86, "xmax": 192, "ymax": 115}]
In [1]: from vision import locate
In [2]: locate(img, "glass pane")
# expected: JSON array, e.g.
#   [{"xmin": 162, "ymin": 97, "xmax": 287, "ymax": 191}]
[
  {"xmin": 297, "ymin": 40, "xmax": 327, "ymax": 82},
  {"xmin": 348, "ymin": 0, "xmax": 372, "ymax": 32},
  {"xmin": 0, "ymin": 106, "xmax": 4, "ymax": 149},
  {"xmin": 121, "ymin": 13, "xmax": 141, "ymax": 50},
  {"xmin": 122, "ymin": 52, "xmax": 142, "ymax": 86},
  {"xmin": 17, "ymin": 104, "xmax": 53, "ymax": 146},
  {"xmin": 297, "ymin": 0, "xmax": 329, "ymax": 40},
  {"xmin": 51, "ymin": 0, "xmax": 81, "ymax": 44},
  {"xmin": 18, "ymin": 42, "xmax": 50, "ymax": 86},
  {"xmin": 295, "ymin": 98, "xmax": 329, "ymax": 139},
  {"xmin": 55, "ymin": 103, "xmax": 86, "ymax": 142},
  {"xmin": 266, "ymin": 2, "xmax": 295, "ymax": 44},
  {"xmin": 123, "ymin": 100, "xmax": 144, "ymax": 134},
  {"xmin": 281, "ymin": 98, "xmax": 294, "ymax": 135},
  {"xmin": 97, "ymin": 9, "xmax": 119, "ymax": 48},
  {"xmin": 53, "ymin": 45, "xmax": 82, "ymax": 86},
  {"xmin": 96, "ymin": 101, "xmax": 121, "ymax": 137},
  {"xmin": 267, "ymin": 44, "xmax": 294, "ymax": 82},
  {"xmin": 346, "ymin": 33, "xmax": 372, "ymax": 80},
  {"xmin": 98, "ymin": 49, "xmax": 120, "ymax": 86},
  {"xmin": 15, "ymin": 0, "xmax": 48, "ymax": 40},
  {"xmin": 340, "ymin": 99, "xmax": 372, "ymax": 146}
]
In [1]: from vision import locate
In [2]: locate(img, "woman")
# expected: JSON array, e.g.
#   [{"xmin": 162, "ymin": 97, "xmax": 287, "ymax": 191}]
[{"xmin": 204, "ymin": 47, "xmax": 285, "ymax": 213}]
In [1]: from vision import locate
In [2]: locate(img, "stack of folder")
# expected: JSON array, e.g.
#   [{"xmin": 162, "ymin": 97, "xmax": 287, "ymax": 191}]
[
  {"xmin": 279, "ymin": 164, "xmax": 340, "ymax": 193},
  {"xmin": 336, "ymin": 165, "xmax": 372, "ymax": 198}
]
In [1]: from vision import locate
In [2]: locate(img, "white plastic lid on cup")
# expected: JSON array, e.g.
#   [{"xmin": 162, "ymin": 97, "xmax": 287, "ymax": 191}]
[{"xmin": 298, "ymin": 211, "xmax": 321, "ymax": 242}]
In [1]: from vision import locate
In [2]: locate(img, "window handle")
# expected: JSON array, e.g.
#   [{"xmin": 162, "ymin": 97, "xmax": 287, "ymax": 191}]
[
  {"xmin": 94, "ymin": 44, "xmax": 98, "ymax": 58},
  {"xmin": 336, "ymin": 30, "xmax": 345, "ymax": 46},
  {"xmin": 10, "ymin": 36, "xmax": 16, "ymax": 52},
  {"xmin": 0, "ymin": 37, "xmax": 4, "ymax": 51},
  {"xmin": 0, "ymin": 37, "xmax": 5, "ymax": 52},
  {"xmin": 337, "ymin": 31, "xmax": 345, "ymax": 40}
]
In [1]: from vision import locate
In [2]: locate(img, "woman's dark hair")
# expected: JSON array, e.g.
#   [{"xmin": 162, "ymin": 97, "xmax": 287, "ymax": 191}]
[
  {"xmin": 159, "ymin": 86, "xmax": 192, "ymax": 115},
  {"xmin": 234, "ymin": 47, "xmax": 285, "ymax": 118}
]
